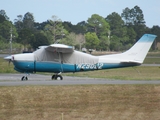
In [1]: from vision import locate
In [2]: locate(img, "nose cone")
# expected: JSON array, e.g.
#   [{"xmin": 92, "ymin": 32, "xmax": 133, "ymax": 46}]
[{"xmin": 12, "ymin": 53, "xmax": 35, "ymax": 73}]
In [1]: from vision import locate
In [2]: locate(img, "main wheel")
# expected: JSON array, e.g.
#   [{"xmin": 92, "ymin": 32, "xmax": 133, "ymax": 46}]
[
  {"xmin": 56, "ymin": 75, "xmax": 63, "ymax": 80},
  {"xmin": 51, "ymin": 75, "xmax": 56, "ymax": 80}
]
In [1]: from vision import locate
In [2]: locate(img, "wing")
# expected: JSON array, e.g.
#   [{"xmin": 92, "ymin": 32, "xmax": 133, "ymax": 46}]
[{"xmin": 45, "ymin": 44, "xmax": 74, "ymax": 53}]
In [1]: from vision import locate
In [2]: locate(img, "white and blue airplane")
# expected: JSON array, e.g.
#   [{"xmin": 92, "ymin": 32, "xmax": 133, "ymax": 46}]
[{"xmin": 5, "ymin": 34, "xmax": 157, "ymax": 81}]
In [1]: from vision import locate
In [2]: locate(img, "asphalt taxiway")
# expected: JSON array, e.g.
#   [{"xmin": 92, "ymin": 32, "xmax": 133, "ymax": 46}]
[{"xmin": 0, "ymin": 74, "xmax": 160, "ymax": 86}]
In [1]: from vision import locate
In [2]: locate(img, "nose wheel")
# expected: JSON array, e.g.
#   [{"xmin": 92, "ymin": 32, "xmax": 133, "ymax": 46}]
[
  {"xmin": 21, "ymin": 76, "xmax": 28, "ymax": 81},
  {"xmin": 21, "ymin": 73, "xmax": 29, "ymax": 81}
]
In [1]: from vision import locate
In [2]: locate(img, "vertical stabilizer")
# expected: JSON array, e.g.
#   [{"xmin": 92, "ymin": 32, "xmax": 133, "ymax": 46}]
[{"xmin": 122, "ymin": 34, "xmax": 157, "ymax": 63}]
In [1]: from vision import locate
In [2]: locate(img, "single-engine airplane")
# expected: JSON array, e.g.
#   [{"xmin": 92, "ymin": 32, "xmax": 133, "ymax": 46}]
[{"xmin": 4, "ymin": 34, "xmax": 157, "ymax": 81}]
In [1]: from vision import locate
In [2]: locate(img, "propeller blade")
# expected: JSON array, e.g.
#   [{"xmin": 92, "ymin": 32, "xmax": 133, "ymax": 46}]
[
  {"xmin": 4, "ymin": 56, "xmax": 12, "ymax": 61},
  {"xmin": 4, "ymin": 56, "xmax": 13, "ymax": 65}
]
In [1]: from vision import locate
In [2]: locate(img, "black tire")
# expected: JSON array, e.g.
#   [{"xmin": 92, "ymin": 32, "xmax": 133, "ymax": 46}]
[
  {"xmin": 52, "ymin": 75, "xmax": 55, "ymax": 80},
  {"xmin": 21, "ymin": 76, "xmax": 28, "ymax": 81},
  {"xmin": 56, "ymin": 75, "xmax": 63, "ymax": 80},
  {"xmin": 21, "ymin": 76, "xmax": 25, "ymax": 81}
]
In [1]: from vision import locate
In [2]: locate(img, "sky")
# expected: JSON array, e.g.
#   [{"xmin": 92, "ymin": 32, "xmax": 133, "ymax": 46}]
[{"xmin": 1, "ymin": 0, "xmax": 160, "ymax": 28}]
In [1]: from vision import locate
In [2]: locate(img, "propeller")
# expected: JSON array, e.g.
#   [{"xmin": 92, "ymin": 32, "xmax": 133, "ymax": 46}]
[{"xmin": 4, "ymin": 55, "xmax": 13, "ymax": 65}]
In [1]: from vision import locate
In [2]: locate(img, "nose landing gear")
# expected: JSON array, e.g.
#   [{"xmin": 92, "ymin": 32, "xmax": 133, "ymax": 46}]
[
  {"xmin": 21, "ymin": 76, "xmax": 28, "ymax": 81},
  {"xmin": 21, "ymin": 73, "xmax": 29, "ymax": 81}
]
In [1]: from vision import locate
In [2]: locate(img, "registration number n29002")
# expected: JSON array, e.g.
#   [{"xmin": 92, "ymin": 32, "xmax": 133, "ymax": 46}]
[{"xmin": 76, "ymin": 63, "xmax": 103, "ymax": 70}]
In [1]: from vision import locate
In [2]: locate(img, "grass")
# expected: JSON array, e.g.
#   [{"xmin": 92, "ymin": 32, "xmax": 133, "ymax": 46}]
[
  {"xmin": 64, "ymin": 66, "xmax": 160, "ymax": 80},
  {"xmin": 147, "ymin": 51, "xmax": 160, "ymax": 57},
  {"xmin": 143, "ymin": 57, "xmax": 160, "ymax": 64},
  {"xmin": 0, "ymin": 85, "xmax": 160, "ymax": 120},
  {"xmin": 0, "ymin": 58, "xmax": 16, "ymax": 73}
]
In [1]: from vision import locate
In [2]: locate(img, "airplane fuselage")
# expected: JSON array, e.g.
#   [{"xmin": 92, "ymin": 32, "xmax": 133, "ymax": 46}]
[{"xmin": 12, "ymin": 52, "xmax": 140, "ymax": 74}]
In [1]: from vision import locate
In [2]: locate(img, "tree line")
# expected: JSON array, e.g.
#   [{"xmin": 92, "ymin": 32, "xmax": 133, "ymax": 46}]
[{"xmin": 0, "ymin": 5, "xmax": 160, "ymax": 53}]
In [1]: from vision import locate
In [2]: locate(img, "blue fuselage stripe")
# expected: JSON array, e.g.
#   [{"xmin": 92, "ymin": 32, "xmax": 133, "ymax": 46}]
[
  {"xmin": 13, "ymin": 61, "xmax": 76, "ymax": 73},
  {"xmin": 36, "ymin": 61, "xmax": 75, "ymax": 73},
  {"xmin": 13, "ymin": 60, "xmax": 139, "ymax": 73}
]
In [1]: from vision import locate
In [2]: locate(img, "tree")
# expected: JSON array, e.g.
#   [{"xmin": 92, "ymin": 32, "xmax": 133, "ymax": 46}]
[
  {"xmin": 0, "ymin": 10, "xmax": 9, "ymax": 21},
  {"xmin": 121, "ymin": 6, "xmax": 146, "ymax": 40},
  {"xmin": 106, "ymin": 12, "xmax": 125, "ymax": 38},
  {"xmin": 23, "ymin": 12, "xmax": 35, "ymax": 29},
  {"xmin": 126, "ymin": 27, "xmax": 137, "ymax": 44},
  {"xmin": 0, "ymin": 20, "xmax": 18, "ymax": 43},
  {"xmin": 109, "ymin": 35, "xmax": 123, "ymax": 51},
  {"xmin": 131, "ymin": 6, "xmax": 146, "ymax": 39},
  {"xmin": 87, "ymin": 14, "xmax": 110, "ymax": 37},
  {"xmin": 60, "ymin": 32, "xmax": 77, "ymax": 46},
  {"xmin": 0, "ymin": 14, "xmax": 6, "ymax": 23},
  {"xmin": 106, "ymin": 12, "xmax": 124, "ymax": 30},
  {"xmin": 17, "ymin": 28, "xmax": 34, "ymax": 47},
  {"xmin": 106, "ymin": 12, "xmax": 133, "ymax": 50},
  {"xmin": 121, "ymin": 7, "xmax": 132, "ymax": 26},
  {"xmin": 62, "ymin": 22, "xmax": 73, "ymax": 33},
  {"xmin": 75, "ymin": 33, "xmax": 85, "ymax": 50},
  {"xmin": 45, "ymin": 16, "xmax": 66, "ymax": 43},
  {"xmin": 131, "ymin": 6, "xmax": 145, "ymax": 25},
  {"xmin": 74, "ymin": 21, "xmax": 87, "ymax": 34},
  {"xmin": 121, "ymin": 6, "xmax": 145, "ymax": 26},
  {"xmin": 14, "ymin": 15, "xmax": 23, "ymax": 32},
  {"xmin": 85, "ymin": 32, "xmax": 99, "ymax": 49},
  {"xmin": 150, "ymin": 26, "xmax": 160, "ymax": 50},
  {"xmin": 99, "ymin": 36, "xmax": 110, "ymax": 51},
  {"xmin": 30, "ymin": 32, "xmax": 49, "ymax": 49},
  {"xmin": 34, "ymin": 21, "xmax": 49, "ymax": 30}
]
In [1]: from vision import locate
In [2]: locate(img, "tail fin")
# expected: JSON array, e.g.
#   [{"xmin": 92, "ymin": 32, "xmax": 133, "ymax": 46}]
[{"xmin": 122, "ymin": 34, "xmax": 157, "ymax": 63}]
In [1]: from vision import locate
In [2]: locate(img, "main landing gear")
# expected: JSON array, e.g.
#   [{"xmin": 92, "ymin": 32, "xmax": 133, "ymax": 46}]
[{"xmin": 52, "ymin": 73, "xmax": 63, "ymax": 80}]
